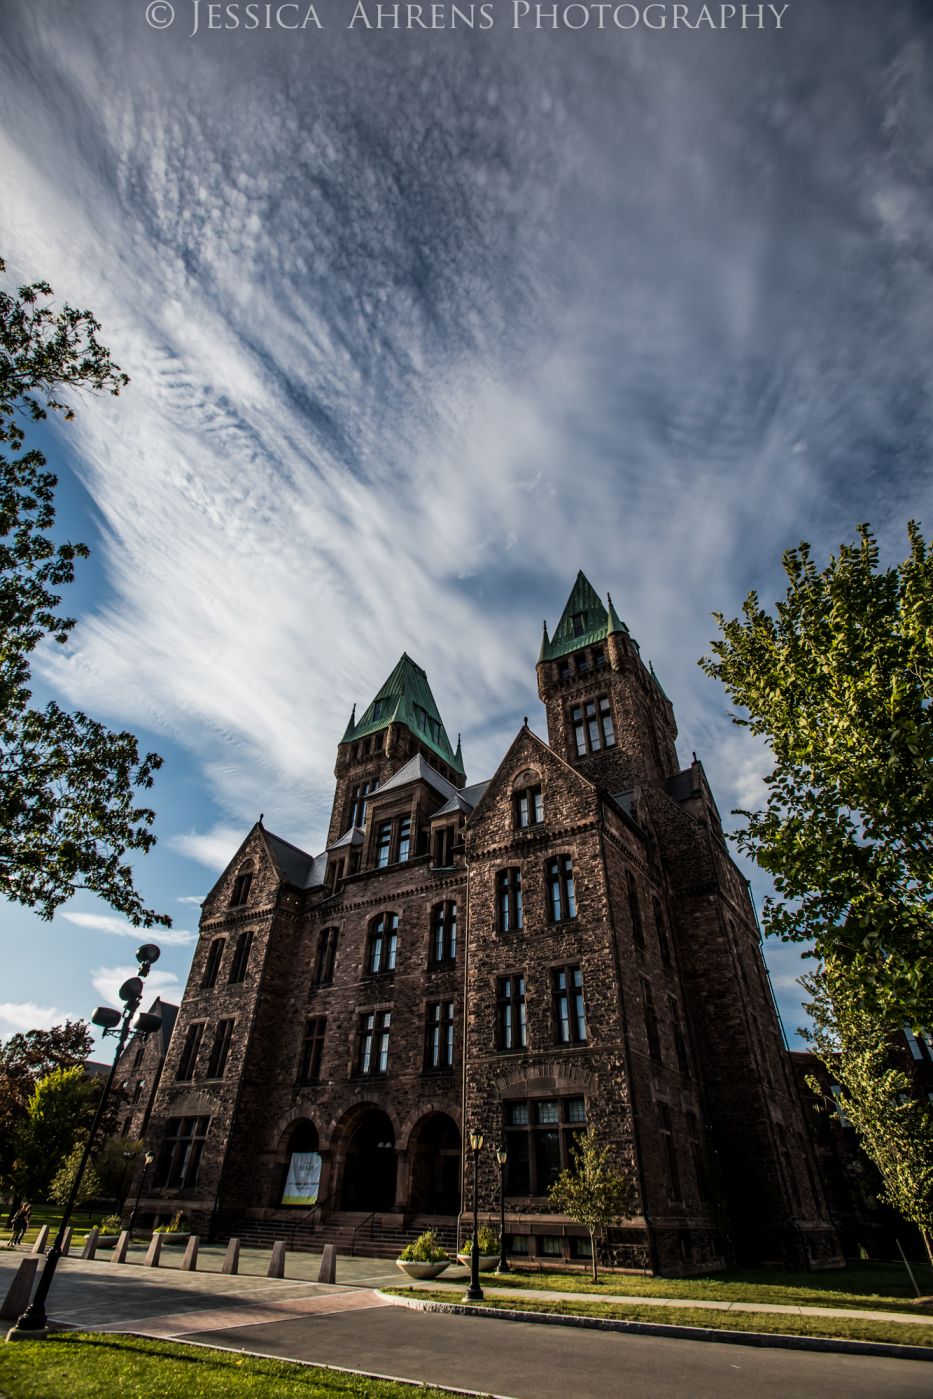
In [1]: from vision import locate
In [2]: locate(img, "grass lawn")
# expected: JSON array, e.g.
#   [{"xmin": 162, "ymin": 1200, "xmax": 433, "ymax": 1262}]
[
  {"xmin": 462, "ymin": 1261, "xmax": 933, "ymax": 1314},
  {"xmin": 1, "ymin": 1204, "xmax": 106, "ymax": 1247},
  {"xmin": 0, "ymin": 1332, "xmax": 461, "ymax": 1399},
  {"xmin": 386, "ymin": 1287, "xmax": 933, "ymax": 1350}
]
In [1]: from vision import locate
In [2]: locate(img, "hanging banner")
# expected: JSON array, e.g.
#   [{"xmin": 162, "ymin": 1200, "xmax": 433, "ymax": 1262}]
[{"xmin": 282, "ymin": 1151, "xmax": 322, "ymax": 1206}]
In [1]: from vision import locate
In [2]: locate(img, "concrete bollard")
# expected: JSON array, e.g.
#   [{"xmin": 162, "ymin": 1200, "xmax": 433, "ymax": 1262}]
[
  {"xmin": 145, "ymin": 1234, "xmax": 162, "ymax": 1268},
  {"xmin": 81, "ymin": 1228, "xmax": 99, "ymax": 1260},
  {"xmin": 0, "ymin": 1258, "xmax": 38, "ymax": 1321},
  {"xmin": 111, "ymin": 1230, "xmax": 130, "ymax": 1264},
  {"xmin": 317, "ymin": 1243, "xmax": 337, "ymax": 1284},
  {"xmin": 181, "ymin": 1236, "xmax": 199, "ymax": 1271},
  {"xmin": 60, "ymin": 1227, "xmax": 73, "ymax": 1256},
  {"xmin": 267, "ymin": 1241, "xmax": 286, "ymax": 1279},
  {"xmin": 31, "ymin": 1225, "xmax": 49, "ymax": 1255},
  {"xmin": 221, "ymin": 1239, "xmax": 240, "ymax": 1275}
]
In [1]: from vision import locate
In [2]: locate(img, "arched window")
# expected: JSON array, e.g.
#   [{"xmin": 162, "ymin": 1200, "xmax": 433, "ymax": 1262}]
[
  {"xmin": 230, "ymin": 862, "xmax": 254, "ymax": 907},
  {"xmin": 367, "ymin": 912, "xmax": 398, "ymax": 974},
  {"xmin": 545, "ymin": 855, "xmax": 576, "ymax": 922},
  {"xmin": 497, "ymin": 868, "xmax": 523, "ymax": 932},
  {"xmin": 201, "ymin": 937, "xmax": 226, "ymax": 989},
  {"xmin": 431, "ymin": 901, "xmax": 457, "ymax": 962},
  {"xmin": 512, "ymin": 769, "xmax": 543, "ymax": 829},
  {"xmin": 314, "ymin": 927, "xmax": 339, "ymax": 984}
]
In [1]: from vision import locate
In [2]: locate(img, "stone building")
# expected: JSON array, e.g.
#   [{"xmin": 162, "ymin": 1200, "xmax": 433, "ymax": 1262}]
[{"xmin": 136, "ymin": 573, "xmax": 842, "ymax": 1273}]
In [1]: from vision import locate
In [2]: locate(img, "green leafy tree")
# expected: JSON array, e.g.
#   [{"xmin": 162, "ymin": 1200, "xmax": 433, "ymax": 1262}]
[
  {"xmin": 12, "ymin": 1064, "xmax": 98, "ymax": 1200},
  {"xmin": 49, "ymin": 1138, "xmax": 103, "ymax": 1208},
  {"xmin": 0, "ymin": 256, "xmax": 169, "ymax": 926},
  {"xmin": 702, "ymin": 524, "xmax": 933, "ymax": 1025},
  {"xmin": 802, "ymin": 962, "xmax": 933, "ymax": 1266},
  {"xmin": 0, "ymin": 1019, "xmax": 92, "ymax": 1189},
  {"xmin": 548, "ymin": 1127, "xmax": 639, "ymax": 1283},
  {"xmin": 49, "ymin": 1133, "xmax": 142, "ymax": 1209}
]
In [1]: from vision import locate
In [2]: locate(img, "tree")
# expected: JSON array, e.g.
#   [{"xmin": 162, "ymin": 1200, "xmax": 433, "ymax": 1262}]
[
  {"xmin": 0, "ymin": 256, "xmax": 169, "ymax": 926},
  {"xmin": 50, "ymin": 1134, "xmax": 142, "ymax": 1209},
  {"xmin": 801, "ymin": 961, "xmax": 933, "ymax": 1267},
  {"xmin": 701, "ymin": 524, "xmax": 933, "ymax": 1025},
  {"xmin": 0, "ymin": 1020, "xmax": 92, "ymax": 1188},
  {"xmin": 548, "ymin": 1127, "xmax": 639, "ymax": 1282},
  {"xmin": 12, "ymin": 1065, "xmax": 98, "ymax": 1200}
]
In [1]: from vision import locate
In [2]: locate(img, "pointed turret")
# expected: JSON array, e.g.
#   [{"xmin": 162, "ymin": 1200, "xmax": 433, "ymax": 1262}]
[
  {"xmin": 606, "ymin": 592, "xmax": 627, "ymax": 637},
  {"xmin": 341, "ymin": 703, "xmax": 357, "ymax": 744},
  {"xmin": 341, "ymin": 653, "xmax": 465, "ymax": 776},
  {"xmin": 540, "ymin": 570, "xmax": 613, "ymax": 661},
  {"xmin": 538, "ymin": 620, "xmax": 551, "ymax": 663}
]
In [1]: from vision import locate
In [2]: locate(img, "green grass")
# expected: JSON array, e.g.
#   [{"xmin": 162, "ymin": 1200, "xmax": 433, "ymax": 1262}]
[
  {"xmin": 387, "ymin": 1287, "xmax": 933, "ymax": 1350},
  {"xmin": 1, "ymin": 1204, "xmax": 106, "ymax": 1247},
  {"xmin": 0, "ymin": 1332, "xmax": 462, "ymax": 1399},
  {"xmin": 459, "ymin": 1261, "xmax": 933, "ymax": 1314}
]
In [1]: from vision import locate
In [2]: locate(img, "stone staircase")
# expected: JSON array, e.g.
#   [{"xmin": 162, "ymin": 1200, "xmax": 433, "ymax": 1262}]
[{"xmin": 215, "ymin": 1211, "xmax": 459, "ymax": 1260}]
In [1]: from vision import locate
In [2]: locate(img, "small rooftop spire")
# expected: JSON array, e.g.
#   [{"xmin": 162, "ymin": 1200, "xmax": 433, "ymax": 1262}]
[
  {"xmin": 538, "ymin": 619, "xmax": 551, "ymax": 663},
  {"xmin": 606, "ymin": 592, "xmax": 627, "ymax": 636}
]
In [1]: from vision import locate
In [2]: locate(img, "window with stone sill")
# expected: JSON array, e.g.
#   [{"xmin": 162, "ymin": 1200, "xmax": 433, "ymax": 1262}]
[
  {"xmin": 513, "ymin": 784, "xmax": 543, "ymax": 829},
  {"xmin": 229, "ymin": 869, "xmax": 253, "ymax": 907},
  {"xmin": 297, "ymin": 1016, "xmax": 326, "ymax": 1083},
  {"xmin": 503, "ymin": 1095, "xmax": 587, "ymax": 1195},
  {"xmin": 652, "ymin": 896, "xmax": 672, "ymax": 967},
  {"xmin": 357, "ymin": 1010, "xmax": 391, "ymax": 1075},
  {"xmin": 228, "ymin": 929, "xmax": 253, "ymax": 984},
  {"xmin": 628, "ymin": 872, "xmax": 645, "ymax": 950},
  {"xmin": 641, "ymin": 977, "xmax": 662, "ymax": 1062},
  {"xmin": 367, "ymin": 913, "xmax": 398, "ymax": 975},
  {"xmin": 314, "ymin": 927, "xmax": 339, "ymax": 985},
  {"xmin": 423, "ymin": 999, "xmax": 455, "ymax": 1072},
  {"xmin": 154, "ymin": 1116, "xmax": 210, "ymax": 1190},
  {"xmin": 570, "ymin": 697, "xmax": 615, "ymax": 757},
  {"xmin": 497, "ymin": 867, "xmax": 523, "ymax": 933},
  {"xmin": 350, "ymin": 778, "xmax": 376, "ymax": 828},
  {"xmin": 497, "ymin": 974, "xmax": 527, "ymax": 1052},
  {"xmin": 175, "ymin": 1021, "xmax": 205, "ymax": 1082},
  {"xmin": 546, "ymin": 855, "xmax": 576, "ymax": 922},
  {"xmin": 552, "ymin": 965, "xmax": 587, "ymax": 1044},
  {"xmin": 658, "ymin": 1101, "xmax": 683, "ymax": 1201},
  {"xmin": 430, "ymin": 901, "xmax": 457, "ymax": 963},
  {"xmin": 202, "ymin": 936, "xmax": 226, "ymax": 990},
  {"xmin": 205, "ymin": 1018, "xmax": 235, "ymax": 1079}
]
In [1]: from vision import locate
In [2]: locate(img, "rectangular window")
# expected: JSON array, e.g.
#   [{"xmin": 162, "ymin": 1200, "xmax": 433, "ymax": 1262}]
[
  {"xmin": 540, "ymin": 1236, "xmax": 563, "ymax": 1256},
  {"xmin": 350, "ymin": 779, "xmax": 375, "ymax": 828},
  {"xmin": 175, "ymin": 1022, "xmax": 204, "ymax": 1082},
  {"xmin": 642, "ymin": 978, "xmax": 662, "ymax": 1062},
  {"xmin": 669, "ymin": 996, "xmax": 690, "ymax": 1076},
  {"xmin": 205, "ymin": 1018, "xmax": 235, "ymax": 1079},
  {"xmin": 570, "ymin": 696, "xmax": 614, "ymax": 756},
  {"xmin": 228, "ymin": 929, "xmax": 253, "ymax": 984},
  {"xmin": 508, "ymin": 1234, "xmax": 529, "ymax": 1255},
  {"xmin": 155, "ymin": 1116, "xmax": 210, "ymax": 1189},
  {"xmin": 504, "ymin": 1096, "xmax": 587, "ymax": 1196},
  {"xmin": 298, "ymin": 1017, "xmax": 326, "ymax": 1083},
  {"xmin": 431, "ymin": 901, "xmax": 457, "ymax": 962},
  {"xmin": 652, "ymin": 897, "xmax": 672, "ymax": 966},
  {"xmin": 546, "ymin": 855, "xmax": 576, "ymax": 922},
  {"xmin": 686, "ymin": 1111, "xmax": 708, "ymax": 1202},
  {"xmin": 552, "ymin": 966, "xmax": 587, "ymax": 1044},
  {"xmin": 358, "ymin": 1010, "xmax": 391, "ymax": 1075},
  {"xmin": 497, "ymin": 868, "xmax": 523, "ymax": 933},
  {"xmin": 368, "ymin": 913, "xmax": 398, "ymax": 974},
  {"xmin": 397, "ymin": 817, "xmax": 412, "ymax": 863},
  {"xmin": 572, "ymin": 612, "xmax": 586, "ymax": 636},
  {"xmin": 375, "ymin": 821, "xmax": 392, "ymax": 868},
  {"xmin": 593, "ymin": 647, "xmax": 607, "ymax": 670},
  {"xmin": 433, "ymin": 825, "xmax": 455, "ymax": 867},
  {"xmin": 497, "ymin": 975, "xmax": 527, "ymax": 1051},
  {"xmin": 201, "ymin": 938, "xmax": 225, "ymax": 990},
  {"xmin": 314, "ymin": 927, "xmax": 339, "ymax": 985},
  {"xmin": 658, "ymin": 1102, "xmax": 682, "ymax": 1201},
  {"xmin": 599, "ymin": 696, "xmax": 615, "ymax": 747},
  {"xmin": 628, "ymin": 873, "xmax": 645, "ymax": 950},
  {"xmin": 424, "ymin": 1000, "xmax": 455, "ymax": 1071},
  {"xmin": 514, "ymin": 785, "xmax": 543, "ymax": 828},
  {"xmin": 372, "ymin": 699, "xmax": 385, "ymax": 722}
]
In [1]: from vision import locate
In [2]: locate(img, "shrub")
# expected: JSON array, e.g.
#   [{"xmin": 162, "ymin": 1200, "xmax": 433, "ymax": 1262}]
[
  {"xmin": 154, "ymin": 1211, "xmax": 187, "ymax": 1234},
  {"xmin": 461, "ymin": 1225, "xmax": 499, "ymax": 1255},
  {"xmin": 399, "ymin": 1229, "xmax": 448, "ymax": 1262},
  {"xmin": 98, "ymin": 1214, "xmax": 122, "ymax": 1233}
]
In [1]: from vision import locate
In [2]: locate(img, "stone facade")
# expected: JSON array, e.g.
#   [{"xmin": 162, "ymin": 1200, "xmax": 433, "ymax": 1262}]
[{"xmin": 137, "ymin": 574, "xmax": 842, "ymax": 1273}]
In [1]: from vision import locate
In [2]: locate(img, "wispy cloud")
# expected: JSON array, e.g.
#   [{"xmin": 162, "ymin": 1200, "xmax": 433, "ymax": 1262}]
[
  {"xmin": 0, "ymin": 1002, "xmax": 69, "ymax": 1042},
  {"xmin": 169, "ymin": 826, "xmax": 245, "ymax": 873},
  {"xmin": 176, "ymin": 896, "xmax": 205, "ymax": 907},
  {"xmin": 91, "ymin": 965, "xmax": 182, "ymax": 1012},
  {"xmin": 61, "ymin": 912, "xmax": 196, "ymax": 947}
]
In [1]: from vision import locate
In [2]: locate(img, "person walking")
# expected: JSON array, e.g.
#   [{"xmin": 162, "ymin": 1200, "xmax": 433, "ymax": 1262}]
[{"xmin": 9, "ymin": 1202, "xmax": 31, "ymax": 1246}]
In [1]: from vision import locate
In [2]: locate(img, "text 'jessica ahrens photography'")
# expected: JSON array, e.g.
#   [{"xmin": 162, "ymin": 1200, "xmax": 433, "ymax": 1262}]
[{"xmin": 173, "ymin": 1, "xmax": 791, "ymax": 35}]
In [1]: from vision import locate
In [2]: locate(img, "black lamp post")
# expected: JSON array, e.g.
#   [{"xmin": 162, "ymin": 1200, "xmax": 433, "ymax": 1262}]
[
  {"xmin": 495, "ymin": 1145, "xmax": 510, "ymax": 1274},
  {"xmin": 7, "ymin": 944, "xmax": 163, "ymax": 1342},
  {"xmin": 464, "ymin": 1129, "xmax": 484, "ymax": 1303},
  {"xmin": 127, "ymin": 1150, "xmax": 155, "ymax": 1237}
]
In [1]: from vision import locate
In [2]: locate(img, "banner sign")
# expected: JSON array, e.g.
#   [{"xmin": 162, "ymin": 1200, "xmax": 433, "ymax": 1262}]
[{"xmin": 282, "ymin": 1151, "xmax": 322, "ymax": 1206}]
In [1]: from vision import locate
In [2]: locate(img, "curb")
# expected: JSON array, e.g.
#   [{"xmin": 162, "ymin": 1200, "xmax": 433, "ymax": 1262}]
[{"xmin": 380, "ymin": 1291, "xmax": 933, "ymax": 1364}]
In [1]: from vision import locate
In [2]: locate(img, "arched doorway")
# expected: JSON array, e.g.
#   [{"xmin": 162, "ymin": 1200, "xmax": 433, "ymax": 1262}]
[
  {"xmin": 341, "ymin": 1109, "xmax": 397, "ymax": 1211},
  {"xmin": 271, "ymin": 1118, "xmax": 319, "ymax": 1208},
  {"xmin": 408, "ymin": 1113, "xmax": 461, "ymax": 1215}
]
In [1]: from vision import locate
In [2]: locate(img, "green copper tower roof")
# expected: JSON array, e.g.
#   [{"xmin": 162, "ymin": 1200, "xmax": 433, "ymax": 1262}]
[
  {"xmin": 540, "ymin": 570, "xmax": 629, "ymax": 662},
  {"xmin": 341, "ymin": 653, "xmax": 465, "ymax": 775}
]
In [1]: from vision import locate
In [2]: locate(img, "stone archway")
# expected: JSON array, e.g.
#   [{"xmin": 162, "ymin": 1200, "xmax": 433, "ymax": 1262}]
[
  {"xmin": 270, "ymin": 1118, "xmax": 319, "ymax": 1208},
  {"xmin": 340, "ymin": 1109, "xmax": 397, "ymax": 1211},
  {"xmin": 408, "ymin": 1112, "xmax": 461, "ymax": 1215}
]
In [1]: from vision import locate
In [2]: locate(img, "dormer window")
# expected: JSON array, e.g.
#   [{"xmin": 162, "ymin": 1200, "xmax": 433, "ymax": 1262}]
[
  {"xmin": 571, "ymin": 612, "xmax": 586, "ymax": 636},
  {"xmin": 372, "ymin": 699, "xmax": 385, "ymax": 721}
]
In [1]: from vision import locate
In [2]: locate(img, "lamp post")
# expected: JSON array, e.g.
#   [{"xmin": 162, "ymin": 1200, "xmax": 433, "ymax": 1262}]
[
  {"xmin": 127, "ymin": 1150, "xmax": 155, "ymax": 1238},
  {"xmin": 7, "ymin": 944, "xmax": 163, "ymax": 1342},
  {"xmin": 495, "ymin": 1145, "xmax": 510, "ymax": 1274},
  {"xmin": 464, "ymin": 1129, "xmax": 484, "ymax": 1303}
]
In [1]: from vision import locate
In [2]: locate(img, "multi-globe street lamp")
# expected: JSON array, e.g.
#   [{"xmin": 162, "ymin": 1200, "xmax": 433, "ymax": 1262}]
[
  {"xmin": 495, "ymin": 1145, "xmax": 510, "ymax": 1274},
  {"xmin": 464, "ymin": 1129, "xmax": 484, "ymax": 1303},
  {"xmin": 7, "ymin": 944, "xmax": 163, "ymax": 1341}
]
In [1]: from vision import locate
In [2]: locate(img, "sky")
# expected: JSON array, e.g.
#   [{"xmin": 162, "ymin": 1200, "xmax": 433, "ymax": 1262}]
[{"xmin": 1, "ymin": 0, "xmax": 932, "ymax": 1051}]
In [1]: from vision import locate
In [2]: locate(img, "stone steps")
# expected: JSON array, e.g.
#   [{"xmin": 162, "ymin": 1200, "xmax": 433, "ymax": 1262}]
[{"xmin": 216, "ymin": 1212, "xmax": 459, "ymax": 1260}]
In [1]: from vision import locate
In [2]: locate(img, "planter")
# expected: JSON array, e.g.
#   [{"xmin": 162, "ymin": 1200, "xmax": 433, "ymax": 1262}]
[
  {"xmin": 153, "ymin": 1233, "xmax": 191, "ymax": 1247},
  {"xmin": 395, "ymin": 1259, "xmax": 450, "ymax": 1279},
  {"xmin": 97, "ymin": 1236, "xmax": 120, "ymax": 1247},
  {"xmin": 458, "ymin": 1253, "xmax": 498, "ymax": 1272}
]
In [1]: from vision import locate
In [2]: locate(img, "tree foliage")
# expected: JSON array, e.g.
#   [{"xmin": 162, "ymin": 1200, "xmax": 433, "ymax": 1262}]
[
  {"xmin": 702, "ymin": 524, "xmax": 933, "ymax": 1024},
  {"xmin": 49, "ymin": 1133, "xmax": 142, "ymax": 1209},
  {"xmin": 802, "ymin": 963, "xmax": 933, "ymax": 1265},
  {"xmin": 12, "ymin": 1064, "xmax": 98, "ymax": 1200},
  {"xmin": 548, "ymin": 1127, "xmax": 638, "ymax": 1282},
  {"xmin": 0, "ymin": 1019, "xmax": 92, "ymax": 1187},
  {"xmin": 0, "ymin": 256, "xmax": 169, "ymax": 926}
]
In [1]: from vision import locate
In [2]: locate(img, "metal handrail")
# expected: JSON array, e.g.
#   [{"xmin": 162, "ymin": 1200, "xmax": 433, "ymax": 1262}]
[
  {"xmin": 350, "ymin": 1210, "xmax": 376, "ymax": 1256},
  {"xmin": 288, "ymin": 1189, "xmax": 340, "ymax": 1246}
]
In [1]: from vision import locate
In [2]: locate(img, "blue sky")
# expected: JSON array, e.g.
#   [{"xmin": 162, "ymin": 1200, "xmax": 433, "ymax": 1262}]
[{"xmin": 1, "ymin": 0, "xmax": 932, "ymax": 1049}]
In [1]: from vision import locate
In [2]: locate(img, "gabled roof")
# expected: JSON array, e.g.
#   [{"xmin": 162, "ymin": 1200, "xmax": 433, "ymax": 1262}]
[
  {"xmin": 375, "ymin": 753, "xmax": 460, "ymax": 803},
  {"xmin": 341, "ymin": 654, "xmax": 465, "ymax": 775},
  {"xmin": 263, "ymin": 828, "xmax": 326, "ymax": 890},
  {"xmin": 540, "ymin": 570, "xmax": 629, "ymax": 662},
  {"xmin": 328, "ymin": 826, "xmax": 364, "ymax": 850},
  {"xmin": 433, "ymin": 779, "xmax": 491, "ymax": 818}
]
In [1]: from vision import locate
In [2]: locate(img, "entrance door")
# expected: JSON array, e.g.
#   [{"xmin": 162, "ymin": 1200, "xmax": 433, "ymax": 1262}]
[{"xmin": 341, "ymin": 1111, "xmax": 397, "ymax": 1211}]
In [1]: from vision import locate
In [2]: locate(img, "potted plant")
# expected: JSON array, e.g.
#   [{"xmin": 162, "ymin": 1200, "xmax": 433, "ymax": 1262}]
[
  {"xmin": 96, "ymin": 1214, "xmax": 123, "ymax": 1246},
  {"xmin": 458, "ymin": 1224, "xmax": 499, "ymax": 1272},
  {"xmin": 152, "ymin": 1210, "xmax": 191, "ymax": 1246},
  {"xmin": 396, "ymin": 1229, "xmax": 450, "ymax": 1279}
]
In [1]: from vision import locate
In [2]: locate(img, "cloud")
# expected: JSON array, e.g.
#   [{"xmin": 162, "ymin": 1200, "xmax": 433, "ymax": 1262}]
[
  {"xmin": 176, "ymin": 896, "xmax": 205, "ymax": 907},
  {"xmin": 0, "ymin": 1002, "xmax": 68, "ymax": 1042},
  {"xmin": 91, "ymin": 966, "xmax": 183, "ymax": 1012},
  {"xmin": 61, "ymin": 912, "xmax": 196, "ymax": 946},
  {"xmin": 169, "ymin": 826, "xmax": 245, "ymax": 872}
]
